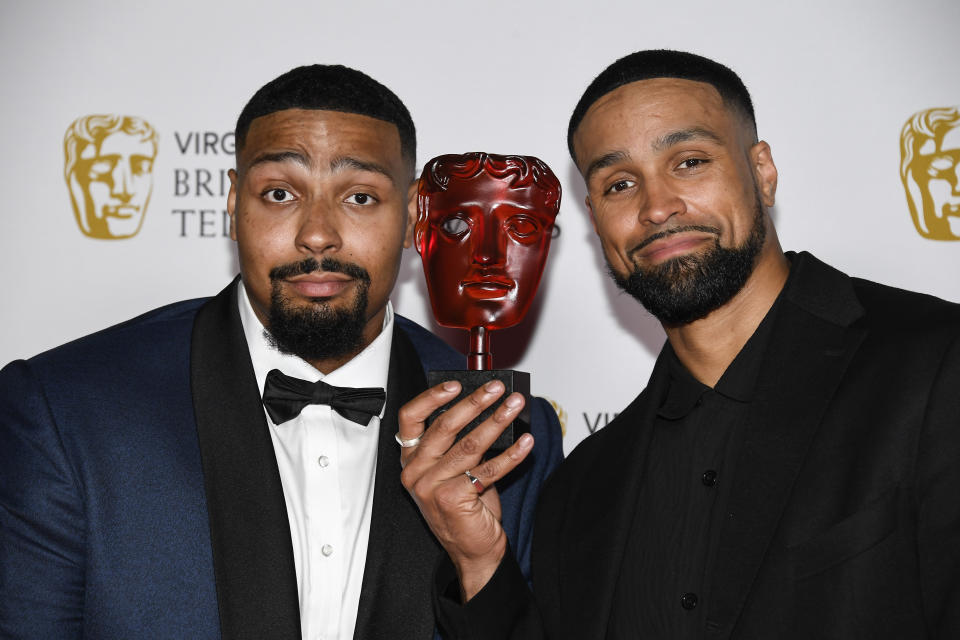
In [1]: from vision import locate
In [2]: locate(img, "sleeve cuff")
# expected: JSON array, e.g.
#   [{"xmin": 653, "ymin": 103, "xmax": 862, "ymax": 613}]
[{"xmin": 434, "ymin": 547, "xmax": 534, "ymax": 639}]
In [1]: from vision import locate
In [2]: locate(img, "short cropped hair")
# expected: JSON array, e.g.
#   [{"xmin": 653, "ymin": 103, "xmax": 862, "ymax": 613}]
[
  {"xmin": 235, "ymin": 64, "xmax": 416, "ymax": 171},
  {"xmin": 567, "ymin": 50, "xmax": 756, "ymax": 160}
]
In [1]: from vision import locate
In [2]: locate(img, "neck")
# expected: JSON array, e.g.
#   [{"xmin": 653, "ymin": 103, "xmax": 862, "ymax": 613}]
[{"xmin": 664, "ymin": 243, "xmax": 789, "ymax": 388}]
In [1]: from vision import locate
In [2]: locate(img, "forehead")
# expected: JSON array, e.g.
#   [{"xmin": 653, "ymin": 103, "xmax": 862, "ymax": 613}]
[
  {"xmin": 573, "ymin": 78, "xmax": 737, "ymax": 164},
  {"xmin": 427, "ymin": 173, "xmax": 552, "ymax": 217},
  {"xmin": 239, "ymin": 108, "xmax": 404, "ymax": 172},
  {"xmin": 939, "ymin": 125, "xmax": 960, "ymax": 151},
  {"xmin": 83, "ymin": 131, "xmax": 155, "ymax": 159}
]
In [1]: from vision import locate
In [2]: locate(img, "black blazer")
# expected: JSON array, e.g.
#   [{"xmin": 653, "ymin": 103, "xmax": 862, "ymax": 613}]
[
  {"xmin": 0, "ymin": 280, "xmax": 563, "ymax": 639},
  {"xmin": 437, "ymin": 252, "xmax": 960, "ymax": 639}
]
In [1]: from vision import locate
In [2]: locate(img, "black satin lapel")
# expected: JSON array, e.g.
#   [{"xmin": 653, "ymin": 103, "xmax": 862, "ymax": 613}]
[
  {"xmin": 191, "ymin": 280, "xmax": 301, "ymax": 640},
  {"xmin": 703, "ymin": 303, "xmax": 866, "ymax": 639},
  {"xmin": 353, "ymin": 327, "xmax": 442, "ymax": 640},
  {"xmin": 560, "ymin": 354, "xmax": 671, "ymax": 639}
]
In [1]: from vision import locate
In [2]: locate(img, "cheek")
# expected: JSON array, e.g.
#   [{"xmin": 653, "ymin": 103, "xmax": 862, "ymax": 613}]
[
  {"xmin": 426, "ymin": 246, "xmax": 465, "ymax": 286},
  {"xmin": 87, "ymin": 182, "xmax": 110, "ymax": 202},
  {"xmin": 130, "ymin": 174, "xmax": 152, "ymax": 197}
]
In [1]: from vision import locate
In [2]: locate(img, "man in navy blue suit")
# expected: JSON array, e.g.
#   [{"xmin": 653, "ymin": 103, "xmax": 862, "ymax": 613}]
[{"xmin": 0, "ymin": 64, "xmax": 562, "ymax": 639}]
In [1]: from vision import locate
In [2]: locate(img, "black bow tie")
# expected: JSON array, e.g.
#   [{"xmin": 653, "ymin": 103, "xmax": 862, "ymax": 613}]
[{"xmin": 261, "ymin": 369, "xmax": 386, "ymax": 426}]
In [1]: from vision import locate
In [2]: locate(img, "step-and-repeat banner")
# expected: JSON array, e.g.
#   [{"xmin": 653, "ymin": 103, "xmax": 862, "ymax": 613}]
[{"xmin": 2, "ymin": 0, "xmax": 957, "ymax": 452}]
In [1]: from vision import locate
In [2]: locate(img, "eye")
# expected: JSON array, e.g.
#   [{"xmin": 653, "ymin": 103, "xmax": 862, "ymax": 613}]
[
  {"xmin": 928, "ymin": 156, "xmax": 956, "ymax": 176},
  {"xmin": 605, "ymin": 179, "xmax": 635, "ymax": 195},
  {"xmin": 264, "ymin": 188, "xmax": 293, "ymax": 203},
  {"xmin": 678, "ymin": 157, "xmax": 708, "ymax": 170},
  {"xmin": 346, "ymin": 192, "xmax": 376, "ymax": 205},
  {"xmin": 506, "ymin": 215, "xmax": 540, "ymax": 239},
  {"xmin": 440, "ymin": 215, "xmax": 470, "ymax": 238},
  {"xmin": 88, "ymin": 159, "xmax": 114, "ymax": 180},
  {"xmin": 131, "ymin": 157, "xmax": 153, "ymax": 176}
]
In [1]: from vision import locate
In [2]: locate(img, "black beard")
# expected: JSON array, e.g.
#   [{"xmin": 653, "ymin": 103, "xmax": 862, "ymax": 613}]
[
  {"xmin": 611, "ymin": 197, "xmax": 766, "ymax": 326},
  {"xmin": 265, "ymin": 257, "xmax": 371, "ymax": 362}
]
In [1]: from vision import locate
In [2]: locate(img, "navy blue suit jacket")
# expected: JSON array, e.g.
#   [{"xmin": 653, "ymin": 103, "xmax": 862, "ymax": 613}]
[{"xmin": 0, "ymin": 281, "xmax": 563, "ymax": 639}]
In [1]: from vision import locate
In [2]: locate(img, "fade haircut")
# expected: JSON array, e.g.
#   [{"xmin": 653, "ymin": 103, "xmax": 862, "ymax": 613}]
[
  {"xmin": 235, "ymin": 64, "xmax": 416, "ymax": 173},
  {"xmin": 567, "ymin": 50, "xmax": 757, "ymax": 161}
]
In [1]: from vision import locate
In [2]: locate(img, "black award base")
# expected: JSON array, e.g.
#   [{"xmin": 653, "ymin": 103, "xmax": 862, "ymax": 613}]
[{"xmin": 425, "ymin": 369, "xmax": 531, "ymax": 455}]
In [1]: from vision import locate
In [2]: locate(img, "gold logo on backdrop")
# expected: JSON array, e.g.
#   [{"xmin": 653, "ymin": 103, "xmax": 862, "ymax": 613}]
[
  {"xmin": 543, "ymin": 397, "xmax": 567, "ymax": 437},
  {"xmin": 64, "ymin": 115, "xmax": 158, "ymax": 239},
  {"xmin": 900, "ymin": 107, "xmax": 960, "ymax": 241}
]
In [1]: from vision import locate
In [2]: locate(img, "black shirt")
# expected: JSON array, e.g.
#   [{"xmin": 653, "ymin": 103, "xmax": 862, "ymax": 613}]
[{"xmin": 607, "ymin": 297, "xmax": 782, "ymax": 640}]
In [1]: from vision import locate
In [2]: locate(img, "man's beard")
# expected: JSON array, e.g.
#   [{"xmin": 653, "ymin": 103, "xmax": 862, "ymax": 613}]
[
  {"xmin": 610, "ymin": 195, "xmax": 766, "ymax": 326},
  {"xmin": 265, "ymin": 256, "xmax": 371, "ymax": 362}
]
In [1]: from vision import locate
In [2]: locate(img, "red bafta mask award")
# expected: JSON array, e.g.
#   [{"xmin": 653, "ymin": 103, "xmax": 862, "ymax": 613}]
[{"xmin": 416, "ymin": 152, "xmax": 561, "ymax": 451}]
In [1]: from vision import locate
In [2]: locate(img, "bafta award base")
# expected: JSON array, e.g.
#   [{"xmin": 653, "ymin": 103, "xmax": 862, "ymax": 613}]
[{"xmin": 425, "ymin": 369, "xmax": 531, "ymax": 455}]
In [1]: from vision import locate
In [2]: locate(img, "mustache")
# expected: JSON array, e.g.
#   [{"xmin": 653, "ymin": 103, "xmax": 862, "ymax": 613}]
[
  {"xmin": 630, "ymin": 225, "xmax": 721, "ymax": 255},
  {"xmin": 269, "ymin": 256, "xmax": 371, "ymax": 283}
]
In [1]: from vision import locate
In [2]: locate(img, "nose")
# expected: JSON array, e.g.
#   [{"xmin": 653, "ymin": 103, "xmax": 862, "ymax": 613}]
[
  {"xmin": 471, "ymin": 217, "xmax": 505, "ymax": 266},
  {"xmin": 110, "ymin": 160, "xmax": 133, "ymax": 202},
  {"xmin": 638, "ymin": 177, "xmax": 686, "ymax": 225},
  {"xmin": 296, "ymin": 200, "xmax": 342, "ymax": 255}
]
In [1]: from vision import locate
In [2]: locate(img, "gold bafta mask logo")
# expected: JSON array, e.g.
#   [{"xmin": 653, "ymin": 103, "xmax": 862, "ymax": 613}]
[
  {"xmin": 64, "ymin": 115, "xmax": 158, "ymax": 239},
  {"xmin": 900, "ymin": 107, "xmax": 960, "ymax": 241}
]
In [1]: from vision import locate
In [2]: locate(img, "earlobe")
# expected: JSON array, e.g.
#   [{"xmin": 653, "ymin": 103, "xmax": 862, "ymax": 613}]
[
  {"xmin": 751, "ymin": 141, "xmax": 779, "ymax": 207},
  {"xmin": 227, "ymin": 169, "xmax": 239, "ymax": 241}
]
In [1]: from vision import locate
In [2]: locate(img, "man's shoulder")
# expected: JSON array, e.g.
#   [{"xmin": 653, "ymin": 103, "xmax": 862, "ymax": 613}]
[
  {"xmin": 851, "ymin": 275, "xmax": 960, "ymax": 331},
  {"xmin": 789, "ymin": 251, "xmax": 960, "ymax": 338},
  {"xmin": 14, "ymin": 296, "xmax": 210, "ymax": 383},
  {"xmin": 394, "ymin": 314, "xmax": 466, "ymax": 371}
]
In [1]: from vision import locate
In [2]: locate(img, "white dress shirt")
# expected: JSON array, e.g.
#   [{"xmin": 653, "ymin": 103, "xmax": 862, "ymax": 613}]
[{"xmin": 238, "ymin": 284, "xmax": 393, "ymax": 640}]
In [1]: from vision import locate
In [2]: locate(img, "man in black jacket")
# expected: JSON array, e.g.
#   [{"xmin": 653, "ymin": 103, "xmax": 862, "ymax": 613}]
[{"xmin": 397, "ymin": 50, "xmax": 960, "ymax": 639}]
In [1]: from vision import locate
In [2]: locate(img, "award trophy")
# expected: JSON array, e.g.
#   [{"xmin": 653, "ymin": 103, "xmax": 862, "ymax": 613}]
[{"xmin": 415, "ymin": 152, "xmax": 561, "ymax": 453}]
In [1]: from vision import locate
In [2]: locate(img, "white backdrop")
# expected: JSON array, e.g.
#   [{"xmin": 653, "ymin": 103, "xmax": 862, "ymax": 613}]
[{"xmin": 1, "ymin": 0, "xmax": 957, "ymax": 452}]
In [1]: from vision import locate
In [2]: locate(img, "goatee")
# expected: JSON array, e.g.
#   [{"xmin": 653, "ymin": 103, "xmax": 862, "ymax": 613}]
[
  {"xmin": 265, "ymin": 256, "xmax": 371, "ymax": 362},
  {"xmin": 610, "ymin": 197, "xmax": 766, "ymax": 326}
]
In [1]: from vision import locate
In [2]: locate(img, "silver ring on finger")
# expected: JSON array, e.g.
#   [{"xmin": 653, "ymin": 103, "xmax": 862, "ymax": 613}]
[
  {"xmin": 395, "ymin": 431, "xmax": 424, "ymax": 448},
  {"xmin": 465, "ymin": 469, "xmax": 485, "ymax": 494}
]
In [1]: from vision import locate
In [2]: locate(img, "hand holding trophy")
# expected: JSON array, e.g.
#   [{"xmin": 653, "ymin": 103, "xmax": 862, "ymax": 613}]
[{"xmin": 398, "ymin": 152, "xmax": 561, "ymax": 601}]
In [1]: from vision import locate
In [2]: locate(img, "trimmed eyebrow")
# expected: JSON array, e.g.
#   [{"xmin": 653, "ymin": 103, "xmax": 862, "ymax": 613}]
[
  {"xmin": 247, "ymin": 150, "xmax": 310, "ymax": 171},
  {"xmin": 652, "ymin": 127, "xmax": 724, "ymax": 151},
  {"xmin": 330, "ymin": 156, "xmax": 396, "ymax": 185},
  {"xmin": 584, "ymin": 150, "xmax": 630, "ymax": 183}
]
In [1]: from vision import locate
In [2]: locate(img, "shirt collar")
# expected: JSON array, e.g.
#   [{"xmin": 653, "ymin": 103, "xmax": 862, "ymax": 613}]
[
  {"xmin": 657, "ymin": 267, "xmax": 793, "ymax": 420},
  {"xmin": 237, "ymin": 281, "xmax": 394, "ymax": 419}
]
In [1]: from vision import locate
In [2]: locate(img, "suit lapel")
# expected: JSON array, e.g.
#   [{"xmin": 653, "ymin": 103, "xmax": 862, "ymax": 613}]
[
  {"xmin": 191, "ymin": 280, "xmax": 301, "ymax": 640},
  {"xmin": 559, "ymin": 354, "xmax": 671, "ymax": 639},
  {"xmin": 353, "ymin": 326, "xmax": 442, "ymax": 640},
  {"xmin": 704, "ymin": 254, "xmax": 867, "ymax": 639}
]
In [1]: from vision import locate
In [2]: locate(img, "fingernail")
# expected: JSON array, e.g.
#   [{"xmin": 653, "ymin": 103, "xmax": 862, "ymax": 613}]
[
  {"xmin": 484, "ymin": 380, "xmax": 504, "ymax": 393},
  {"xmin": 518, "ymin": 433, "xmax": 533, "ymax": 449},
  {"xmin": 442, "ymin": 381, "xmax": 459, "ymax": 392},
  {"xmin": 505, "ymin": 394, "xmax": 522, "ymax": 408}
]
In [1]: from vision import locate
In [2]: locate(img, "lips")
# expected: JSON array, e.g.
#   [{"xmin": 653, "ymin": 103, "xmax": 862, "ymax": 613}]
[
  {"xmin": 102, "ymin": 205, "xmax": 140, "ymax": 219},
  {"xmin": 460, "ymin": 275, "xmax": 515, "ymax": 300},
  {"xmin": 633, "ymin": 228, "xmax": 717, "ymax": 264},
  {"xmin": 285, "ymin": 273, "xmax": 353, "ymax": 298}
]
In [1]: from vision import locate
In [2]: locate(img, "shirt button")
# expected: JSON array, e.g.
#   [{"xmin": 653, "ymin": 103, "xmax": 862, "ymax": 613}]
[
  {"xmin": 701, "ymin": 469, "xmax": 718, "ymax": 487},
  {"xmin": 318, "ymin": 455, "xmax": 330, "ymax": 468},
  {"xmin": 321, "ymin": 544, "xmax": 333, "ymax": 557},
  {"xmin": 680, "ymin": 592, "xmax": 699, "ymax": 610}
]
